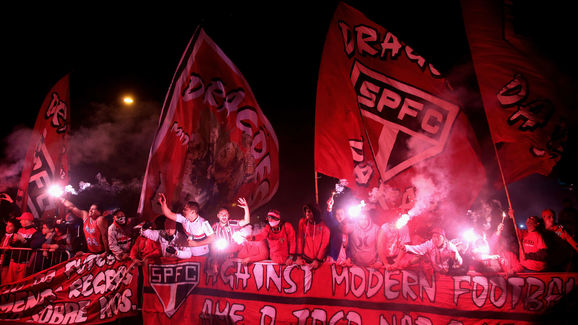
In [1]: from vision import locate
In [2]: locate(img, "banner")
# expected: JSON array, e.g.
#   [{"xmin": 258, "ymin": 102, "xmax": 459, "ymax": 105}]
[
  {"xmin": 314, "ymin": 2, "xmax": 486, "ymax": 225},
  {"xmin": 0, "ymin": 253, "xmax": 138, "ymax": 324},
  {"xmin": 138, "ymin": 27, "xmax": 279, "ymax": 221},
  {"xmin": 142, "ymin": 256, "xmax": 577, "ymax": 324},
  {"xmin": 16, "ymin": 74, "xmax": 70, "ymax": 219},
  {"xmin": 460, "ymin": 0, "xmax": 571, "ymax": 185}
]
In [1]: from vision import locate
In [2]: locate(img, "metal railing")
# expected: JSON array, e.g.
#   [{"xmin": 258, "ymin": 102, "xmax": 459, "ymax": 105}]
[{"xmin": 0, "ymin": 247, "xmax": 72, "ymax": 285}]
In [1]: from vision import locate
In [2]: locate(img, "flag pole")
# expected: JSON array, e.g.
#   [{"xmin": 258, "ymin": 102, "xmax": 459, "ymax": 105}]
[
  {"xmin": 491, "ymin": 141, "xmax": 512, "ymax": 210},
  {"xmin": 315, "ymin": 171, "xmax": 319, "ymax": 204},
  {"xmin": 490, "ymin": 134, "xmax": 524, "ymax": 256}
]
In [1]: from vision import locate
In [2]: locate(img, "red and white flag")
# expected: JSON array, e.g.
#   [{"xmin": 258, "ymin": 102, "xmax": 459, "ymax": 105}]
[
  {"xmin": 16, "ymin": 74, "xmax": 70, "ymax": 219},
  {"xmin": 138, "ymin": 27, "xmax": 279, "ymax": 221},
  {"xmin": 315, "ymin": 2, "xmax": 486, "ymax": 226},
  {"xmin": 461, "ymin": 0, "xmax": 570, "ymax": 185}
]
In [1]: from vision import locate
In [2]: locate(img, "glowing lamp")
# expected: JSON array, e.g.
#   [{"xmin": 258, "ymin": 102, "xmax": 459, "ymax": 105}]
[
  {"xmin": 47, "ymin": 185, "xmax": 64, "ymax": 198},
  {"xmin": 122, "ymin": 96, "xmax": 134, "ymax": 105},
  {"xmin": 396, "ymin": 214, "xmax": 410, "ymax": 229},
  {"xmin": 215, "ymin": 238, "xmax": 229, "ymax": 250}
]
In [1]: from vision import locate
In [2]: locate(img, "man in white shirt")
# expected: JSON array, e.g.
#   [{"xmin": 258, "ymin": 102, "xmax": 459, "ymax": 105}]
[
  {"xmin": 157, "ymin": 193, "xmax": 215, "ymax": 256},
  {"xmin": 140, "ymin": 216, "xmax": 192, "ymax": 258},
  {"xmin": 404, "ymin": 227, "xmax": 463, "ymax": 274}
]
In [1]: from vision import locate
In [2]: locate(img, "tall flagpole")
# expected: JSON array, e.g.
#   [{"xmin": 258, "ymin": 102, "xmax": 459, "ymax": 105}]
[
  {"xmin": 315, "ymin": 171, "xmax": 319, "ymax": 204},
  {"xmin": 489, "ymin": 130, "xmax": 523, "ymax": 256},
  {"xmin": 492, "ymin": 141, "xmax": 512, "ymax": 210}
]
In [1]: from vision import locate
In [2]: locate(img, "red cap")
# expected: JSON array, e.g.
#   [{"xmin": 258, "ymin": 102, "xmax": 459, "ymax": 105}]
[
  {"xmin": 17, "ymin": 212, "xmax": 34, "ymax": 221},
  {"xmin": 267, "ymin": 210, "xmax": 281, "ymax": 220}
]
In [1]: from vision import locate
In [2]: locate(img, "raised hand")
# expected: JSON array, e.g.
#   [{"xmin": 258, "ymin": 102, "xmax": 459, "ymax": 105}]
[{"xmin": 237, "ymin": 197, "xmax": 248, "ymax": 209}]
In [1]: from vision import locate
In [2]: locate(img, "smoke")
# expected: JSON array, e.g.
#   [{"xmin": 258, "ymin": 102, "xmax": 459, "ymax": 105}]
[
  {"xmin": 0, "ymin": 100, "xmax": 160, "ymax": 204},
  {"xmin": 0, "ymin": 127, "xmax": 33, "ymax": 192},
  {"xmin": 407, "ymin": 173, "xmax": 447, "ymax": 217},
  {"xmin": 68, "ymin": 100, "xmax": 159, "ymax": 184}
]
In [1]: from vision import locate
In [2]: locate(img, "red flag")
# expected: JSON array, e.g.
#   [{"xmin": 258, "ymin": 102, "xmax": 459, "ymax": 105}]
[
  {"xmin": 315, "ymin": 3, "xmax": 486, "ymax": 227},
  {"xmin": 16, "ymin": 74, "xmax": 70, "ymax": 219},
  {"xmin": 138, "ymin": 27, "xmax": 279, "ymax": 221},
  {"xmin": 460, "ymin": 0, "xmax": 571, "ymax": 185}
]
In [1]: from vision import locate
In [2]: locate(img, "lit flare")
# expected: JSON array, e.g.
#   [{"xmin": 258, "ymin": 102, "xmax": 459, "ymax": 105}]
[{"xmin": 395, "ymin": 213, "xmax": 410, "ymax": 229}]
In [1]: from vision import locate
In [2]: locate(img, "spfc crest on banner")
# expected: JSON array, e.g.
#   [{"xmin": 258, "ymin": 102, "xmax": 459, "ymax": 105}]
[
  {"xmin": 149, "ymin": 261, "xmax": 201, "ymax": 317},
  {"xmin": 350, "ymin": 60, "xmax": 459, "ymax": 181}
]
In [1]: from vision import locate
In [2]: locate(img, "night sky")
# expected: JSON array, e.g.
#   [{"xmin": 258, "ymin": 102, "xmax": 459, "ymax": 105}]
[{"xmin": 2, "ymin": 1, "xmax": 576, "ymax": 226}]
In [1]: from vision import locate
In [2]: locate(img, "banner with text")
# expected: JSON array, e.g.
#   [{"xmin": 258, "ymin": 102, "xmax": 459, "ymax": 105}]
[
  {"xmin": 16, "ymin": 74, "xmax": 70, "ymax": 219},
  {"xmin": 314, "ymin": 2, "xmax": 486, "ymax": 226},
  {"xmin": 461, "ymin": 0, "xmax": 573, "ymax": 185},
  {"xmin": 142, "ymin": 256, "xmax": 577, "ymax": 324},
  {"xmin": 0, "ymin": 253, "xmax": 138, "ymax": 324},
  {"xmin": 138, "ymin": 27, "xmax": 279, "ymax": 221}
]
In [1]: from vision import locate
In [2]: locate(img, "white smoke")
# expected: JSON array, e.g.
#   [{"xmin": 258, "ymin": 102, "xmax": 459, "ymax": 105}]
[
  {"xmin": 407, "ymin": 173, "xmax": 448, "ymax": 217},
  {"xmin": 0, "ymin": 99, "xmax": 160, "ymax": 199},
  {"xmin": 368, "ymin": 182, "xmax": 402, "ymax": 211},
  {"xmin": 0, "ymin": 127, "xmax": 33, "ymax": 191}
]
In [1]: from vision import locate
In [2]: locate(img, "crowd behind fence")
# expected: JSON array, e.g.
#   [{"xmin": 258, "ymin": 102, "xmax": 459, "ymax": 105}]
[{"xmin": 0, "ymin": 247, "xmax": 71, "ymax": 285}]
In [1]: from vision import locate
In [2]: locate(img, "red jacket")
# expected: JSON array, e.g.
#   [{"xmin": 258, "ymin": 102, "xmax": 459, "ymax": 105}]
[
  {"xmin": 296, "ymin": 218, "xmax": 330, "ymax": 262},
  {"xmin": 253, "ymin": 222, "xmax": 296, "ymax": 264}
]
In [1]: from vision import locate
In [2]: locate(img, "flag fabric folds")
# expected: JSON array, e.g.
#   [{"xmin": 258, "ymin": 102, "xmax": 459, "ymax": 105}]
[
  {"xmin": 314, "ymin": 2, "xmax": 486, "ymax": 227},
  {"xmin": 138, "ymin": 27, "xmax": 279, "ymax": 221},
  {"xmin": 460, "ymin": 0, "xmax": 571, "ymax": 185},
  {"xmin": 16, "ymin": 74, "xmax": 70, "ymax": 219}
]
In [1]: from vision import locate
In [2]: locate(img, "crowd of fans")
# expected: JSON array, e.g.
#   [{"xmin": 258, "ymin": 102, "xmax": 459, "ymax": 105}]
[{"xmin": 1, "ymin": 190, "xmax": 577, "ymax": 285}]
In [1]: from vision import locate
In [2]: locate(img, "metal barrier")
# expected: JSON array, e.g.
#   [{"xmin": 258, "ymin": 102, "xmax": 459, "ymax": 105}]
[{"xmin": 0, "ymin": 247, "xmax": 72, "ymax": 285}]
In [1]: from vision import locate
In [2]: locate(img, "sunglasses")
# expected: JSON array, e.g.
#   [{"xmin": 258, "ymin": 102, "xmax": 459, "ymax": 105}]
[{"xmin": 267, "ymin": 216, "xmax": 280, "ymax": 221}]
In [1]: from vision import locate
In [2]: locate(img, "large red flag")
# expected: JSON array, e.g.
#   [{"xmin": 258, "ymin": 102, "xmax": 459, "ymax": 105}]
[
  {"xmin": 315, "ymin": 2, "xmax": 486, "ymax": 229},
  {"xmin": 16, "ymin": 74, "xmax": 70, "ymax": 219},
  {"xmin": 460, "ymin": 0, "xmax": 571, "ymax": 185},
  {"xmin": 138, "ymin": 27, "xmax": 279, "ymax": 221}
]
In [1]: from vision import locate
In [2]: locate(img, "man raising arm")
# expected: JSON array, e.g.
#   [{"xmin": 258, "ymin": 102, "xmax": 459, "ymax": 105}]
[{"xmin": 157, "ymin": 193, "xmax": 214, "ymax": 256}]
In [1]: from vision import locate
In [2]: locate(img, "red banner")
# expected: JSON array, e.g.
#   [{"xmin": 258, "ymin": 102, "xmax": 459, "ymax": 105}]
[
  {"xmin": 314, "ymin": 3, "xmax": 486, "ymax": 225},
  {"xmin": 142, "ymin": 256, "xmax": 577, "ymax": 324},
  {"xmin": 460, "ymin": 0, "xmax": 571, "ymax": 185},
  {"xmin": 16, "ymin": 74, "xmax": 70, "ymax": 219},
  {"xmin": 0, "ymin": 253, "xmax": 138, "ymax": 324},
  {"xmin": 138, "ymin": 27, "xmax": 279, "ymax": 220}
]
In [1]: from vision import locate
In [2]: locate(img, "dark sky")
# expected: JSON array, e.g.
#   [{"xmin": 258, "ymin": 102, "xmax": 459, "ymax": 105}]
[{"xmin": 2, "ymin": 1, "xmax": 576, "ymax": 224}]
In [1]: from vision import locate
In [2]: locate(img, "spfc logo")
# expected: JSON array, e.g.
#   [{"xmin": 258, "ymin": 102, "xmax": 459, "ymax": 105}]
[
  {"xmin": 350, "ymin": 60, "xmax": 459, "ymax": 182},
  {"xmin": 149, "ymin": 261, "xmax": 200, "ymax": 318}
]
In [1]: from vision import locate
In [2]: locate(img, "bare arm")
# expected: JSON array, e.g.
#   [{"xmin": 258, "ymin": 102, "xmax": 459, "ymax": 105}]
[
  {"xmin": 60, "ymin": 198, "xmax": 88, "ymax": 222},
  {"xmin": 237, "ymin": 197, "xmax": 250, "ymax": 226},
  {"xmin": 157, "ymin": 193, "xmax": 178, "ymax": 221}
]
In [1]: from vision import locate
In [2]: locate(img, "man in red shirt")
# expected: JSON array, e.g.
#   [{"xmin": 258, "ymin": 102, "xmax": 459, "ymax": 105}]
[
  {"xmin": 295, "ymin": 203, "xmax": 330, "ymax": 270},
  {"xmin": 251, "ymin": 209, "xmax": 296, "ymax": 265},
  {"xmin": 518, "ymin": 216, "xmax": 548, "ymax": 272},
  {"xmin": 60, "ymin": 198, "xmax": 109, "ymax": 257}
]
